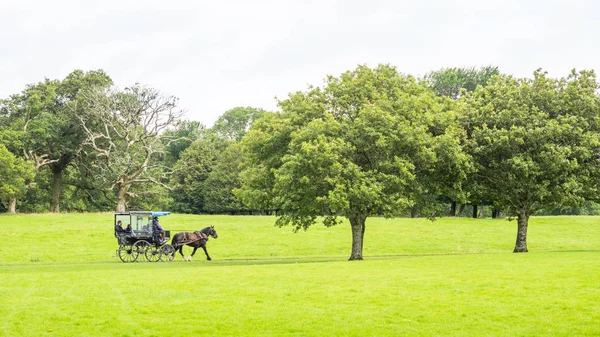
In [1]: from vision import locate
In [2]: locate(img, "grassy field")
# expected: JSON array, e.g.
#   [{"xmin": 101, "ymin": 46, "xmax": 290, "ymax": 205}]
[{"xmin": 0, "ymin": 213, "xmax": 599, "ymax": 336}]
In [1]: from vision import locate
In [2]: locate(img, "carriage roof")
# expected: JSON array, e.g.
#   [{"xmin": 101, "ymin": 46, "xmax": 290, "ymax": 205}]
[
  {"xmin": 114, "ymin": 211, "xmax": 170, "ymax": 228},
  {"xmin": 114, "ymin": 211, "xmax": 171, "ymax": 217}
]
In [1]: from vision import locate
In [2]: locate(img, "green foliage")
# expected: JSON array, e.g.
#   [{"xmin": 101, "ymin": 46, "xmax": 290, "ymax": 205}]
[
  {"xmin": 536, "ymin": 201, "xmax": 600, "ymax": 216},
  {"xmin": 0, "ymin": 70, "xmax": 113, "ymax": 212},
  {"xmin": 239, "ymin": 64, "xmax": 471, "ymax": 233},
  {"xmin": 127, "ymin": 182, "xmax": 172, "ymax": 211},
  {"xmin": 162, "ymin": 119, "xmax": 206, "ymax": 168},
  {"xmin": 0, "ymin": 78, "xmax": 59, "ymax": 155},
  {"xmin": 212, "ymin": 106, "xmax": 265, "ymax": 141},
  {"xmin": 425, "ymin": 65, "xmax": 499, "ymax": 99},
  {"xmin": 3, "ymin": 70, "xmax": 112, "ymax": 164},
  {"xmin": 462, "ymin": 70, "xmax": 600, "ymax": 216},
  {"xmin": 169, "ymin": 135, "xmax": 225, "ymax": 213},
  {"xmin": 4, "ymin": 64, "xmax": 600, "ymax": 221},
  {"xmin": 0, "ymin": 144, "xmax": 34, "ymax": 208},
  {"xmin": 204, "ymin": 142, "xmax": 247, "ymax": 213}
]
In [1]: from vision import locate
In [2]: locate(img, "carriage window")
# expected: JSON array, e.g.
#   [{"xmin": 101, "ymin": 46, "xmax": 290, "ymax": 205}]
[
  {"xmin": 116, "ymin": 215, "xmax": 130, "ymax": 227},
  {"xmin": 136, "ymin": 216, "xmax": 144, "ymax": 230}
]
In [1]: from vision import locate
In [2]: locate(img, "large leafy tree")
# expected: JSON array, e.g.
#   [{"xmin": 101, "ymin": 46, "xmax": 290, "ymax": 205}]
[
  {"xmin": 0, "ymin": 144, "xmax": 34, "ymax": 213},
  {"xmin": 0, "ymin": 70, "xmax": 113, "ymax": 212},
  {"xmin": 78, "ymin": 84, "xmax": 184, "ymax": 211},
  {"xmin": 462, "ymin": 70, "xmax": 600, "ymax": 252},
  {"xmin": 238, "ymin": 64, "xmax": 470, "ymax": 260}
]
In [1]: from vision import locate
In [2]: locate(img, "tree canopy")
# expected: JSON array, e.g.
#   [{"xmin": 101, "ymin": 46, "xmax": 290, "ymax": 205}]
[
  {"xmin": 462, "ymin": 70, "xmax": 600, "ymax": 252},
  {"xmin": 0, "ymin": 69, "xmax": 113, "ymax": 212},
  {"xmin": 238, "ymin": 64, "xmax": 471, "ymax": 259}
]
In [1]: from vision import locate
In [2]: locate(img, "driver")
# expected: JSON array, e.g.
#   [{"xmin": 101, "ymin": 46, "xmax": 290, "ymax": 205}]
[{"xmin": 152, "ymin": 216, "xmax": 165, "ymax": 241}]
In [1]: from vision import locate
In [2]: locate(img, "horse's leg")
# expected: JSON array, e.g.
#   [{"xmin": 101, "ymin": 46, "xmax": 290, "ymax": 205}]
[
  {"xmin": 202, "ymin": 244, "xmax": 211, "ymax": 261},
  {"xmin": 190, "ymin": 246, "xmax": 198, "ymax": 257},
  {"xmin": 176, "ymin": 245, "xmax": 185, "ymax": 260}
]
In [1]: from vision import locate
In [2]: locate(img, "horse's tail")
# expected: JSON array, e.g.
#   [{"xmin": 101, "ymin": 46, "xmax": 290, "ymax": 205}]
[
  {"xmin": 170, "ymin": 233, "xmax": 184, "ymax": 261},
  {"xmin": 170, "ymin": 232, "xmax": 181, "ymax": 249}
]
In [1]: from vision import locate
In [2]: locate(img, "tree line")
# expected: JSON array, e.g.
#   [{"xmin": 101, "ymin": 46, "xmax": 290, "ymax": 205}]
[{"xmin": 2, "ymin": 64, "xmax": 600, "ymax": 259}]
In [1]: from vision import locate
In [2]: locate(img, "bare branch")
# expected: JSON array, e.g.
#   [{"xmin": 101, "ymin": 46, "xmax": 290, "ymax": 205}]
[
  {"xmin": 76, "ymin": 84, "xmax": 182, "ymax": 209},
  {"xmin": 25, "ymin": 152, "xmax": 60, "ymax": 170}
]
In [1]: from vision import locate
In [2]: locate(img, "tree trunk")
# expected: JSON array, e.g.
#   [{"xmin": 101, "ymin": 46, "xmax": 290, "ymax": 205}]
[
  {"xmin": 410, "ymin": 206, "xmax": 418, "ymax": 218},
  {"xmin": 450, "ymin": 201, "xmax": 456, "ymax": 216},
  {"xmin": 456, "ymin": 204, "xmax": 465, "ymax": 217},
  {"xmin": 8, "ymin": 199, "xmax": 17, "ymax": 213},
  {"xmin": 492, "ymin": 208, "xmax": 499, "ymax": 218},
  {"xmin": 50, "ymin": 169, "xmax": 62, "ymax": 213},
  {"xmin": 116, "ymin": 184, "xmax": 128, "ymax": 212},
  {"xmin": 472, "ymin": 205, "xmax": 478, "ymax": 218},
  {"xmin": 348, "ymin": 213, "xmax": 367, "ymax": 260},
  {"xmin": 513, "ymin": 209, "xmax": 529, "ymax": 253}
]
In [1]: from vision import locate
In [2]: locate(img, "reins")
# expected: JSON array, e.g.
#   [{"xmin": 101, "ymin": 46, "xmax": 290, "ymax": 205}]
[{"xmin": 175, "ymin": 231, "xmax": 210, "ymax": 246}]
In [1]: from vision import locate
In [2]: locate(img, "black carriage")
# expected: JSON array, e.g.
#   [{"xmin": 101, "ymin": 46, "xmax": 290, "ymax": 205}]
[{"xmin": 113, "ymin": 211, "xmax": 175, "ymax": 263}]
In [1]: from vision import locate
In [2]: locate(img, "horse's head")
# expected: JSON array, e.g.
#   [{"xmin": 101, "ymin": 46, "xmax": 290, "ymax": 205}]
[
  {"xmin": 209, "ymin": 225, "xmax": 218, "ymax": 239},
  {"xmin": 201, "ymin": 225, "xmax": 218, "ymax": 239}
]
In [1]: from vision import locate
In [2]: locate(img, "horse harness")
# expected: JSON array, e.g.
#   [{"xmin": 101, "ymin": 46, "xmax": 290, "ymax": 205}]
[{"xmin": 180, "ymin": 231, "xmax": 209, "ymax": 245}]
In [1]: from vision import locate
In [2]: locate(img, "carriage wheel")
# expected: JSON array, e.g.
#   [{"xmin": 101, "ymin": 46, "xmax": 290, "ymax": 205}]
[
  {"xmin": 132, "ymin": 240, "xmax": 150, "ymax": 262},
  {"xmin": 118, "ymin": 245, "xmax": 135, "ymax": 263},
  {"xmin": 145, "ymin": 245, "xmax": 161, "ymax": 262},
  {"xmin": 159, "ymin": 244, "xmax": 175, "ymax": 262}
]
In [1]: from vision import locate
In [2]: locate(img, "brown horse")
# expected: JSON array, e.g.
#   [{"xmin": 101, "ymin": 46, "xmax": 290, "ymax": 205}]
[{"xmin": 170, "ymin": 226, "xmax": 218, "ymax": 261}]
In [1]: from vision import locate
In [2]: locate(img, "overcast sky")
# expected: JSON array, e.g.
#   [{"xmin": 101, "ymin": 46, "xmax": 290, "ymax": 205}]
[{"xmin": 1, "ymin": 0, "xmax": 598, "ymax": 127}]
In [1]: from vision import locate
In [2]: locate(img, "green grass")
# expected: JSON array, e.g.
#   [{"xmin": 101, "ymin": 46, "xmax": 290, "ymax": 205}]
[{"xmin": 1, "ymin": 214, "xmax": 599, "ymax": 336}]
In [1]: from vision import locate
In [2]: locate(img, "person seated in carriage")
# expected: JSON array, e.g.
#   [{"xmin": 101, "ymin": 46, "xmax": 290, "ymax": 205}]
[
  {"xmin": 114, "ymin": 220, "xmax": 125, "ymax": 234},
  {"xmin": 152, "ymin": 216, "xmax": 166, "ymax": 242},
  {"xmin": 124, "ymin": 224, "xmax": 133, "ymax": 235}
]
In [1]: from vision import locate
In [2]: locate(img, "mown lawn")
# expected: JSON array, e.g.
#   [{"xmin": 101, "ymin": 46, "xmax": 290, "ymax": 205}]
[{"xmin": 1, "ymin": 214, "xmax": 599, "ymax": 336}]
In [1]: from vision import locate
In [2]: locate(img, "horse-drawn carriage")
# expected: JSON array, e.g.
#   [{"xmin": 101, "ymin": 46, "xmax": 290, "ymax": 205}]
[{"xmin": 114, "ymin": 211, "xmax": 175, "ymax": 262}]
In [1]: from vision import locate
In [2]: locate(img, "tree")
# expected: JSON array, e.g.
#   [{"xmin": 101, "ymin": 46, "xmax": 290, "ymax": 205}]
[
  {"xmin": 238, "ymin": 64, "xmax": 470, "ymax": 260},
  {"xmin": 78, "ymin": 84, "xmax": 184, "ymax": 211},
  {"xmin": 169, "ymin": 136, "xmax": 216, "ymax": 213},
  {"xmin": 461, "ymin": 70, "xmax": 600, "ymax": 252},
  {"xmin": 0, "ymin": 144, "xmax": 34, "ymax": 213},
  {"xmin": 212, "ymin": 106, "xmax": 265, "ymax": 141},
  {"xmin": 0, "ymin": 70, "xmax": 113, "ymax": 212},
  {"xmin": 47, "ymin": 70, "xmax": 113, "ymax": 212},
  {"xmin": 204, "ymin": 142, "xmax": 247, "ymax": 213}
]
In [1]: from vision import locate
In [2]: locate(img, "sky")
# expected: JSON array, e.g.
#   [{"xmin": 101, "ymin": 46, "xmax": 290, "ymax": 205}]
[{"xmin": 1, "ymin": 0, "xmax": 599, "ymax": 127}]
